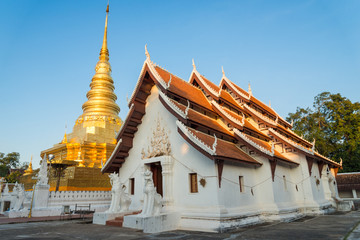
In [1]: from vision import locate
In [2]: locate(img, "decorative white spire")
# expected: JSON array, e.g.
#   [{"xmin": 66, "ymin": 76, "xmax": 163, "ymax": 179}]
[
  {"xmin": 3, "ymin": 183, "xmax": 9, "ymax": 194},
  {"xmin": 269, "ymin": 100, "xmax": 271, "ymax": 107},
  {"xmin": 37, "ymin": 154, "xmax": 49, "ymax": 186},
  {"xmin": 340, "ymin": 158, "xmax": 343, "ymax": 167},
  {"xmin": 291, "ymin": 119, "xmax": 294, "ymax": 127},
  {"xmin": 192, "ymin": 59, "xmax": 196, "ymax": 70},
  {"xmin": 145, "ymin": 44, "xmax": 150, "ymax": 59},
  {"xmin": 222, "ymin": 66, "xmax": 225, "ymax": 78},
  {"xmin": 248, "ymin": 82, "xmax": 252, "ymax": 96}
]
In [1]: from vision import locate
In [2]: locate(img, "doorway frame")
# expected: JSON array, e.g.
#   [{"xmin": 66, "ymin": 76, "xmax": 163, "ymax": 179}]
[{"xmin": 142, "ymin": 155, "xmax": 174, "ymax": 208}]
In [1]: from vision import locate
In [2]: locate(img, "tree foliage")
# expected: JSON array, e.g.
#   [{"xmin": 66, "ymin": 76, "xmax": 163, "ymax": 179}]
[
  {"xmin": 5, "ymin": 171, "xmax": 22, "ymax": 183},
  {"xmin": 0, "ymin": 152, "xmax": 20, "ymax": 177},
  {"xmin": 287, "ymin": 92, "xmax": 360, "ymax": 172}
]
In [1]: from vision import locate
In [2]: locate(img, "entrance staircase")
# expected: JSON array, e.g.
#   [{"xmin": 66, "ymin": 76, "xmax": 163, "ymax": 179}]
[{"xmin": 105, "ymin": 211, "xmax": 141, "ymax": 227}]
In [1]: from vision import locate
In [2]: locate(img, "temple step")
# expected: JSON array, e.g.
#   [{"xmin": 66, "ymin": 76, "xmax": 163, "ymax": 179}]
[
  {"xmin": 106, "ymin": 218, "xmax": 123, "ymax": 227},
  {"xmin": 105, "ymin": 211, "xmax": 141, "ymax": 227}
]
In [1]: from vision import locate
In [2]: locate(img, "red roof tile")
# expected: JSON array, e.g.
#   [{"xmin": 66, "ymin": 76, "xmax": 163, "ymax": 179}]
[
  {"xmin": 155, "ymin": 66, "xmax": 213, "ymax": 111},
  {"xmin": 183, "ymin": 126, "xmax": 261, "ymax": 165},
  {"xmin": 167, "ymin": 98, "xmax": 234, "ymax": 137}
]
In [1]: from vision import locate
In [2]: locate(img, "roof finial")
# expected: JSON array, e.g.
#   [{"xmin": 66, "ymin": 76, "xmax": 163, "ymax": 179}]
[
  {"xmin": 145, "ymin": 44, "xmax": 150, "ymax": 59},
  {"xmin": 192, "ymin": 59, "xmax": 196, "ymax": 70},
  {"xmin": 248, "ymin": 82, "xmax": 252, "ymax": 96},
  {"xmin": 61, "ymin": 124, "xmax": 68, "ymax": 144},
  {"xmin": 312, "ymin": 138, "xmax": 316, "ymax": 152},
  {"xmin": 340, "ymin": 158, "xmax": 343, "ymax": 167},
  {"xmin": 99, "ymin": 2, "xmax": 110, "ymax": 61},
  {"xmin": 269, "ymin": 100, "xmax": 271, "ymax": 107},
  {"xmin": 222, "ymin": 66, "xmax": 225, "ymax": 77}
]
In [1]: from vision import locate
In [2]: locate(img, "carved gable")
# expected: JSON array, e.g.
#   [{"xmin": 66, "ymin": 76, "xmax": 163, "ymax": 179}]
[{"xmin": 141, "ymin": 117, "xmax": 171, "ymax": 159}]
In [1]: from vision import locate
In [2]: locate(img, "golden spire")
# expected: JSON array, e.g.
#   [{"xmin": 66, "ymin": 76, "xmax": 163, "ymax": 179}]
[
  {"xmin": 61, "ymin": 132, "xmax": 67, "ymax": 144},
  {"xmin": 80, "ymin": 3, "xmax": 120, "ymax": 118},
  {"xmin": 61, "ymin": 125, "xmax": 67, "ymax": 143},
  {"xmin": 24, "ymin": 155, "xmax": 33, "ymax": 174},
  {"xmin": 100, "ymin": 3, "xmax": 109, "ymax": 61}
]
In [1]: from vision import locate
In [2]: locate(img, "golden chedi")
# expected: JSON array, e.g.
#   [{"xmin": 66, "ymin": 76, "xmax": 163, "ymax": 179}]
[
  {"xmin": 23, "ymin": 156, "xmax": 33, "ymax": 175},
  {"xmin": 21, "ymin": 5, "xmax": 121, "ymax": 191}
]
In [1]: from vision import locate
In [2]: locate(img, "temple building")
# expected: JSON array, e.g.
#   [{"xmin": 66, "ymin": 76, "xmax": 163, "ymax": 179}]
[
  {"xmin": 102, "ymin": 48, "xmax": 342, "ymax": 232},
  {"xmin": 21, "ymin": 5, "xmax": 121, "ymax": 192}
]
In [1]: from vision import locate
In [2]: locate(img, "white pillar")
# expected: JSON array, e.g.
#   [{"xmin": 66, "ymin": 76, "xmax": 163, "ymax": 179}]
[
  {"xmin": 161, "ymin": 156, "xmax": 174, "ymax": 209},
  {"xmin": 352, "ymin": 189, "xmax": 358, "ymax": 199}
]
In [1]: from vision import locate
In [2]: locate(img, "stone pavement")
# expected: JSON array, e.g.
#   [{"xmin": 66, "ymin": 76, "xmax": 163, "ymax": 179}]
[
  {"xmin": 0, "ymin": 213, "xmax": 94, "ymax": 225},
  {"xmin": 0, "ymin": 211, "xmax": 358, "ymax": 240}
]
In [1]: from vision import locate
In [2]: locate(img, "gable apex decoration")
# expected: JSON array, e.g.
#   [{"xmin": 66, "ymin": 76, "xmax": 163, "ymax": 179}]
[
  {"xmin": 190, "ymin": 61, "xmax": 220, "ymax": 98},
  {"xmin": 176, "ymin": 120, "xmax": 216, "ymax": 155},
  {"xmin": 145, "ymin": 44, "xmax": 150, "ymax": 60},
  {"xmin": 248, "ymin": 82, "xmax": 252, "ymax": 96},
  {"xmin": 211, "ymin": 100, "xmax": 244, "ymax": 127},
  {"xmin": 159, "ymin": 90, "xmax": 188, "ymax": 119},
  {"xmin": 268, "ymin": 128, "xmax": 314, "ymax": 155},
  {"xmin": 234, "ymin": 128, "xmax": 274, "ymax": 157},
  {"xmin": 223, "ymin": 76, "xmax": 250, "ymax": 100}
]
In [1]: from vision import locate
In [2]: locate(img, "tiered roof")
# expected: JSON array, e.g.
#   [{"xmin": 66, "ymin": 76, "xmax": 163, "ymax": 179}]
[{"xmin": 102, "ymin": 49, "xmax": 341, "ymax": 174}]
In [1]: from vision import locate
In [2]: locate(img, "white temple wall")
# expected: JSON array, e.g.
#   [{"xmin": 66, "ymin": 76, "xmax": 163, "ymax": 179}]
[{"xmin": 271, "ymin": 162, "xmax": 300, "ymax": 210}]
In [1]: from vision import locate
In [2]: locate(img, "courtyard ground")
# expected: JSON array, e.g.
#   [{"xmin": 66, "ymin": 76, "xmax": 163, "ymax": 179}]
[{"xmin": 0, "ymin": 210, "xmax": 359, "ymax": 240}]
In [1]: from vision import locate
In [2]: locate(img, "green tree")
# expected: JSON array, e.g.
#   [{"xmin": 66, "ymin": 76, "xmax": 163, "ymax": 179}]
[
  {"xmin": 0, "ymin": 152, "xmax": 21, "ymax": 177},
  {"xmin": 5, "ymin": 171, "xmax": 22, "ymax": 183},
  {"xmin": 0, "ymin": 165, "xmax": 8, "ymax": 177},
  {"xmin": 0, "ymin": 152, "xmax": 20, "ymax": 168},
  {"xmin": 287, "ymin": 92, "xmax": 360, "ymax": 172}
]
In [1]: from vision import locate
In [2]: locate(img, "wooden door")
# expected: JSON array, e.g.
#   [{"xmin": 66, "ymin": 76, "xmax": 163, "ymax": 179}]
[{"xmin": 150, "ymin": 162, "xmax": 163, "ymax": 196}]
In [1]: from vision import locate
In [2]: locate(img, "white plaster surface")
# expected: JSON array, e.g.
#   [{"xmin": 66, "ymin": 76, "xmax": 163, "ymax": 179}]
[
  {"xmin": 123, "ymin": 212, "xmax": 180, "ymax": 233},
  {"xmin": 93, "ymin": 212, "xmax": 129, "ymax": 225}
]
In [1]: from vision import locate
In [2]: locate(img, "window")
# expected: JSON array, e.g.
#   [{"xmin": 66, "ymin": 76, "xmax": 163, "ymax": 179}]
[
  {"xmin": 239, "ymin": 176, "xmax": 244, "ymax": 193},
  {"xmin": 189, "ymin": 173, "xmax": 198, "ymax": 193},
  {"xmin": 129, "ymin": 178, "xmax": 135, "ymax": 195}
]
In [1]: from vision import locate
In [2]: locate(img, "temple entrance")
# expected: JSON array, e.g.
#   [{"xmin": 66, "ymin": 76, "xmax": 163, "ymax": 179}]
[
  {"xmin": 150, "ymin": 162, "xmax": 163, "ymax": 196},
  {"xmin": 3, "ymin": 201, "xmax": 10, "ymax": 212}
]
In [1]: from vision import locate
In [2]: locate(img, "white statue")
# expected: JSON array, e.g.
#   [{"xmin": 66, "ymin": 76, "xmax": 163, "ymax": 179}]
[
  {"xmin": 119, "ymin": 185, "xmax": 131, "ymax": 212},
  {"xmin": 36, "ymin": 154, "xmax": 49, "ymax": 186},
  {"xmin": 140, "ymin": 169, "xmax": 162, "ymax": 217},
  {"xmin": 12, "ymin": 183, "xmax": 25, "ymax": 211},
  {"xmin": 106, "ymin": 172, "xmax": 131, "ymax": 213}
]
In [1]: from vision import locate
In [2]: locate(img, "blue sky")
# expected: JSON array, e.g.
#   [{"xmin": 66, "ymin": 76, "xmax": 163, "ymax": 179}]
[{"xmin": 1, "ymin": 0, "xmax": 359, "ymax": 169}]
